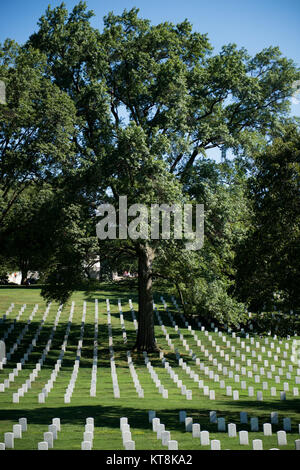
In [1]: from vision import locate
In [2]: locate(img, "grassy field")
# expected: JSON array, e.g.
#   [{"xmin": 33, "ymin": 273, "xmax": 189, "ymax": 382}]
[{"xmin": 0, "ymin": 283, "xmax": 299, "ymax": 451}]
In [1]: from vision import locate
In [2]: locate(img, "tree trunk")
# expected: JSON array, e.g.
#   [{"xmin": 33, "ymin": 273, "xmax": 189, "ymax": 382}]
[
  {"xmin": 20, "ymin": 259, "xmax": 29, "ymax": 285},
  {"xmin": 175, "ymin": 282, "xmax": 187, "ymax": 316},
  {"xmin": 135, "ymin": 243, "xmax": 158, "ymax": 352},
  {"xmin": 21, "ymin": 270, "xmax": 27, "ymax": 285}
]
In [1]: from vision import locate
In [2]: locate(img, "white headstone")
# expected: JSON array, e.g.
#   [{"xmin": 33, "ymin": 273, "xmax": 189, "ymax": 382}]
[
  {"xmin": 200, "ymin": 431, "xmax": 210, "ymax": 446},
  {"xmin": 13, "ymin": 424, "xmax": 22, "ymax": 438},
  {"xmin": 120, "ymin": 417, "xmax": 128, "ymax": 428},
  {"xmin": 211, "ymin": 439, "xmax": 221, "ymax": 450},
  {"xmin": 271, "ymin": 387, "xmax": 277, "ymax": 396},
  {"xmin": 0, "ymin": 341, "xmax": 5, "ymax": 362},
  {"xmin": 13, "ymin": 393, "xmax": 19, "ymax": 403},
  {"xmin": 38, "ymin": 441, "xmax": 48, "ymax": 450},
  {"xmin": 168, "ymin": 440, "xmax": 178, "ymax": 450},
  {"xmin": 283, "ymin": 418, "xmax": 291, "ymax": 432},
  {"xmin": 81, "ymin": 441, "xmax": 92, "ymax": 450},
  {"xmin": 271, "ymin": 412, "xmax": 278, "ymax": 425},
  {"xmin": 19, "ymin": 418, "xmax": 27, "ymax": 432},
  {"xmin": 217, "ymin": 418, "xmax": 226, "ymax": 432},
  {"xmin": 152, "ymin": 418, "xmax": 160, "ymax": 431},
  {"xmin": 4, "ymin": 432, "xmax": 14, "ymax": 449},
  {"xmin": 253, "ymin": 439, "xmax": 263, "ymax": 450},
  {"xmin": 49, "ymin": 424, "xmax": 58, "ymax": 439},
  {"xmin": 239, "ymin": 430, "xmax": 249, "ymax": 445},
  {"xmin": 250, "ymin": 417, "xmax": 259, "ymax": 432},
  {"xmin": 210, "ymin": 411, "xmax": 217, "ymax": 423},
  {"xmin": 124, "ymin": 440, "xmax": 135, "ymax": 450},
  {"xmin": 44, "ymin": 432, "xmax": 53, "ymax": 449},
  {"xmin": 52, "ymin": 418, "xmax": 61, "ymax": 432},
  {"xmin": 121, "ymin": 423, "xmax": 130, "ymax": 434},
  {"xmin": 263, "ymin": 423, "xmax": 272, "ymax": 436},
  {"xmin": 192, "ymin": 423, "xmax": 201, "ymax": 438},
  {"xmin": 86, "ymin": 417, "xmax": 94, "ymax": 426},
  {"xmin": 280, "ymin": 391, "xmax": 286, "ymax": 401},
  {"xmin": 228, "ymin": 423, "xmax": 237, "ymax": 437},
  {"xmin": 185, "ymin": 417, "xmax": 193, "ymax": 432},
  {"xmin": 277, "ymin": 430, "xmax": 287, "ymax": 446},
  {"xmin": 157, "ymin": 423, "xmax": 165, "ymax": 439},
  {"xmin": 162, "ymin": 431, "xmax": 171, "ymax": 446},
  {"xmin": 85, "ymin": 424, "xmax": 94, "ymax": 433}
]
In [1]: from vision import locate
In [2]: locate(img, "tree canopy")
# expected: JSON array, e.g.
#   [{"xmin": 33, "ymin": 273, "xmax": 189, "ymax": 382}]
[{"xmin": 1, "ymin": 2, "xmax": 299, "ymax": 349}]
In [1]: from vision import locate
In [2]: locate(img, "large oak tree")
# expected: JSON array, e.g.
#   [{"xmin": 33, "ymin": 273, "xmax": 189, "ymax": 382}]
[{"xmin": 22, "ymin": 2, "xmax": 300, "ymax": 350}]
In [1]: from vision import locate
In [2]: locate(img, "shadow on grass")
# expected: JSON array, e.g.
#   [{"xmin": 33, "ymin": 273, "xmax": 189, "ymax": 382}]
[
  {"xmin": 1, "ymin": 400, "xmax": 299, "ymax": 434},
  {"xmin": 224, "ymin": 397, "xmax": 300, "ymax": 417}
]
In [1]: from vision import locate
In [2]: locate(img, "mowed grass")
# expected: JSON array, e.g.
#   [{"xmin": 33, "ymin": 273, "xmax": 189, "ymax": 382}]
[{"xmin": 0, "ymin": 283, "xmax": 299, "ymax": 450}]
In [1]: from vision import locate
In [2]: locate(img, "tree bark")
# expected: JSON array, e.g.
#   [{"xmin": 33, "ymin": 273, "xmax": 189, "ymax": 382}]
[
  {"xmin": 135, "ymin": 242, "xmax": 158, "ymax": 352},
  {"xmin": 175, "ymin": 282, "xmax": 187, "ymax": 316},
  {"xmin": 20, "ymin": 259, "xmax": 29, "ymax": 285}
]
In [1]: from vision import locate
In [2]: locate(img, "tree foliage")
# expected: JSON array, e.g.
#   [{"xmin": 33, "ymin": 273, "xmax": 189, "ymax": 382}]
[
  {"xmin": 236, "ymin": 123, "xmax": 300, "ymax": 311},
  {"xmin": 1, "ymin": 2, "xmax": 299, "ymax": 345}
]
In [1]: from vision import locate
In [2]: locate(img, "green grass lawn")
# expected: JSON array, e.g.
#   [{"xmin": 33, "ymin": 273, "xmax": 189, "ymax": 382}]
[{"xmin": 0, "ymin": 283, "xmax": 299, "ymax": 450}]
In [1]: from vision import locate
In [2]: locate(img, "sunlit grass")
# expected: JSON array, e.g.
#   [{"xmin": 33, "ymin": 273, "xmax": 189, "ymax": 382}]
[{"xmin": 0, "ymin": 285, "xmax": 299, "ymax": 450}]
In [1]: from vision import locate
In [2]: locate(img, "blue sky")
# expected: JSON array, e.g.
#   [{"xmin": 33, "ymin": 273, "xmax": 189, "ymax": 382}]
[
  {"xmin": 1, "ymin": 0, "xmax": 299, "ymax": 159},
  {"xmin": 1, "ymin": 0, "xmax": 299, "ymax": 60}
]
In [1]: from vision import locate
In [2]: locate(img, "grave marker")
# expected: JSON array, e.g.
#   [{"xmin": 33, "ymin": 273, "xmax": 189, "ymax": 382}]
[
  {"xmin": 263, "ymin": 423, "xmax": 272, "ymax": 436},
  {"xmin": 81, "ymin": 441, "xmax": 92, "ymax": 450},
  {"xmin": 217, "ymin": 418, "xmax": 226, "ymax": 432},
  {"xmin": 13, "ymin": 424, "xmax": 22, "ymax": 438},
  {"xmin": 211, "ymin": 440, "xmax": 221, "ymax": 450},
  {"xmin": 252, "ymin": 439, "xmax": 263, "ymax": 450},
  {"xmin": 283, "ymin": 418, "xmax": 291, "ymax": 432},
  {"xmin": 250, "ymin": 417, "xmax": 259, "ymax": 432},
  {"xmin": 19, "ymin": 418, "xmax": 27, "ymax": 432},
  {"xmin": 200, "ymin": 431, "xmax": 210, "ymax": 446},
  {"xmin": 162, "ymin": 431, "xmax": 171, "ymax": 446},
  {"xmin": 277, "ymin": 430, "xmax": 287, "ymax": 446},
  {"xmin": 271, "ymin": 412, "xmax": 278, "ymax": 425},
  {"xmin": 228, "ymin": 423, "xmax": 237, "ymax": 437},
  {"xmin": 168, "ymin": 440, "xmax": 178, "ymax": 450},
  {"xmin": 4, "ymin": 432, "xmax": 14, "ymax": 449},
  {"xmin": 44, "ymin": 432, "xmax": 53, "ymax": 449},
  {"xmin": 185, "ymin": 418, "xmax": 193, "ymax": 432},
  {"xmin": 38, "ymin": 442, "xmax": 48, "ymax": 450},
  {"xmin": 239, "ymin": 431, "xmax": 249, "ymax": 445},
  {"xmin": 192, "ymin": 424, "xmax": 201, "ymax": 438}
]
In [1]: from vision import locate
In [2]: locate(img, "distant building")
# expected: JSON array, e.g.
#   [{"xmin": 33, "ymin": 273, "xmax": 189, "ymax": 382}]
[{"xmin": 7, "ymin": 271, "xmax": 39, "ymax": 285}]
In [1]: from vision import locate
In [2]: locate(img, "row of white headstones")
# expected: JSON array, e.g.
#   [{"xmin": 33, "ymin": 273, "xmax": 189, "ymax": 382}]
[
  {"xmin": 156, "ymin": 295, "xmax": 300, "ymax": 401},
  {"xmin": 0, "ymin": 301, "xmax": 96, "ymax": 403},
  {"xmin": 1, "ymin": 408, "xmax": 300, "ymax": 450},
  {"xmin": 0, "ymin": 417, "xmax": 60, "ymax": 450},
  {"xmin": 1, "ymin": 303, "xmax": 41, "ymax": 367},
  {"xmin": 0, "ymin": 298, "xmax": 299, "ymax": 404},
  {"xmin": 105, "ymin": 297, "xmax": 299, "ymax": 406},
  {"xmin": 0, "ymin": 303, "xmax": 65, "ymax": 400},
  {"xmin": 118, "ymin": 300, "xmax": 145, "ymax": 398},
  {"xmin": 1, "ymin": 299, "xmax": 120, "ymax": 403}
]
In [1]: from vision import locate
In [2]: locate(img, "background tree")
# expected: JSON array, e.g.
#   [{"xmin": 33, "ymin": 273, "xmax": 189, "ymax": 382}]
[
  {"xmin": 0, "ymin": 40, "xmax": 78, "ymax": 228},
  {"xmin": 154, "ymin": 158, "xmax": 251, "ymax": 328},
  {"xmin": 0, "ymin": 37, "xmax": 99, "ymax": 296},
  {"xmin": 235, "ymin": 123, "xmax": 300, "ymax": 312}
]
